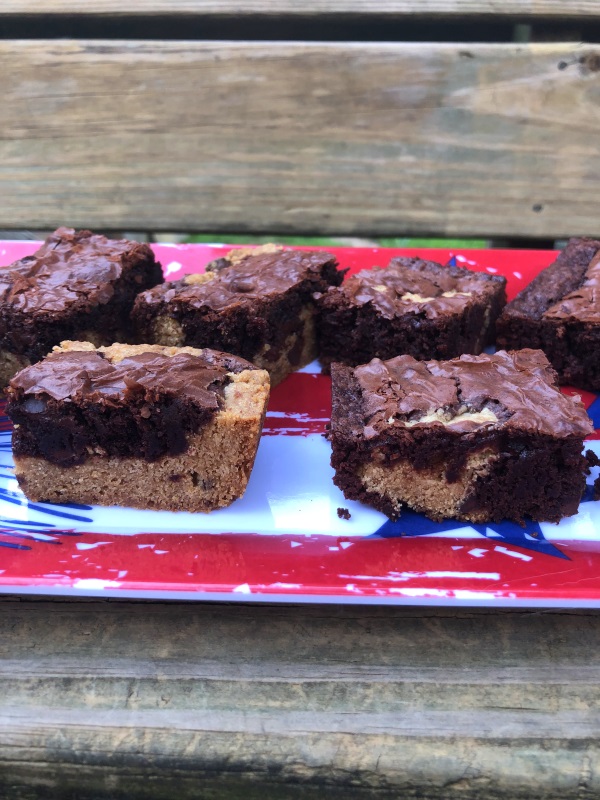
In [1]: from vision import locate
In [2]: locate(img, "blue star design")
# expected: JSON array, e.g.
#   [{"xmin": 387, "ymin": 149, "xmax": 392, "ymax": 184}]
[
  {"xmin": 586, "ymin": 396, "xmax": 600, "ymax": 430},
  {"xmin": 372, "ymin": 505, "xmax": 571, "ymax": 560}
]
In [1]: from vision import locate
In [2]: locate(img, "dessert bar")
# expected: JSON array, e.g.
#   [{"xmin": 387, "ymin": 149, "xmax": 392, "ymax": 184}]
[
  {"xmin": 329, "ymin": 349, "xmax": 593, "ymax": 523},
  {"xmin": 7, "ymin": 341, "xmax": 270, "ymax": 512},
  {"xmin": 132, "ymin": 244, "xmax": 345, "ymax": 385},
  {"xmin": 0, "ymin": 227, "xmax": 163, "ymax": 388},
  {"xmin": 316, "ymin": 256, "xmax": 506, "ymax": 368},
  {"xmin": 496, "ymin": 237, "xmax": 600, "ymax": 391}
]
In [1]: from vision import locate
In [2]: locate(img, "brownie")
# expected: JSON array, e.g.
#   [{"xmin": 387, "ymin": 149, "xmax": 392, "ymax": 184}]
[
  {"xmin": 132, "ymin": 244, "xmax": 345, "ymax": 385},
  {"xmin": 496, "ymin": 238, "xmax": 600, "ymax": 391},
  {"xmin": 7, "ymin": 341, "xmax": 270, "ymax": 512},
  {"xmin": 316, "ymin": 256, "xmax": 506, "ymax": 368},
  {"xmin": 329, "ymin": 349, "xmax": 594, "ymax": 523},
  {"xmin": 0, "ymin": 227, "xmax": 163, "ymax": 388}
]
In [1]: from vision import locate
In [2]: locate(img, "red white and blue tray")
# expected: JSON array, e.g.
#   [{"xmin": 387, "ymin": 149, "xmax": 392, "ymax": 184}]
[{"xmin": 1, "ymin": 242, "xmax": 599, "ymax": 606}]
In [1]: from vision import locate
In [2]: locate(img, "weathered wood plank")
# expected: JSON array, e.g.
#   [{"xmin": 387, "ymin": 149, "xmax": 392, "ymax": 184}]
[
  {"xmin": 1, "ymin": 1, "xmax": 599, "ymax": 19},
  {"xmin": 0, "ymin": 41, "xmax": 599, "ymax": 237},
  {"xmin": 4, "ymin": 660, "xmax": 600, "ymax": 713},
  {"xmin": 1, "ymin": 602, "xmax": 600, "ymax": 798}
]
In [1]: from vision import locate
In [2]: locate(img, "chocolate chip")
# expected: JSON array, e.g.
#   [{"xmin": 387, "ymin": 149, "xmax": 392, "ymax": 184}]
[
  {"xmin": 205, "ymin": 257, "xmax": 230, "ymax": 273},
  {"xmin": 229, "ymin": 278, "xmax": 256, "ymax": 293}
]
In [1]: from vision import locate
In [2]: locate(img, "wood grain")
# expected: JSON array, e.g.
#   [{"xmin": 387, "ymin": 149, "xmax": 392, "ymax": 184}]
[
  {"xmin": 0, "ymin": 40, "xmax": 599, "ymax": 237},
  {"xmin": 2, "ymin": 1, "xmax": 599, "ymax": 19},
  {"xmin": 1, "ymin": 601, "xmax": 600, "ymax": 799}
]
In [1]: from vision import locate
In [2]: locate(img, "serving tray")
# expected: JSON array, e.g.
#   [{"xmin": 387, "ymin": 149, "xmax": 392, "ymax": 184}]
[{"xmin": 1, "ymin": 242, "xmax": 599, "ymax": 606}]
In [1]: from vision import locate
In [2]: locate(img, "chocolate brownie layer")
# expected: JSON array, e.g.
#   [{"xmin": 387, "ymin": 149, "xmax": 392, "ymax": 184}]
[
  {"xmin": 0, "ymin": 228, "xmax": 163, "ymax": 386},
  {"xmin": 316, "ymin": 257, "xmax": 506, "ymax": 368},
  {"xmin": 496, "ymin": 238, "xmax": 600, "ymax": 391},
  {"xmin": 8, "ymin": 342, "xmax": 270, "ymax": 512},
  {"xmin": 132, "ymin": 245, "xmax": 345, "ymax": 385},
  {"xmin": 8, "ymin": 343, "xmax": 257, "ymax": 467},
  {"xmin": 330, "ymin": 349, "xmax": 593, "ymax": 523}
]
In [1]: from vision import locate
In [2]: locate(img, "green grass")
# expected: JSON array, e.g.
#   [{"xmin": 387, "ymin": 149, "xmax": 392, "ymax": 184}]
[
  {"xmin": 184, "ymin": 234, "xmax": 489, "ymax": 248},
  {"xmin": 375, "ymin": 237, "xmax": 488, "ymax": 249},
  {"xmin": 185, "ymin": 234, "xmax": 344, "ymax": 246}
]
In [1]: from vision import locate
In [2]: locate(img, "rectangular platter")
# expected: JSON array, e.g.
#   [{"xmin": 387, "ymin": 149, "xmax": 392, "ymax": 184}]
[{"xmin": 1, "ymin": 241, "xmax": 599, "ymax": 606}]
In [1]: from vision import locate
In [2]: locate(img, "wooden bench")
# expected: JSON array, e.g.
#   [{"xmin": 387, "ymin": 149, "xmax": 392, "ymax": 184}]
[
  {"xmin": 1, "ymin": 2, "xmax": 600, "ymax": 240},
  {"xmin": 1, "ymin": 4, "xmax": 600, "ymax": 798}
]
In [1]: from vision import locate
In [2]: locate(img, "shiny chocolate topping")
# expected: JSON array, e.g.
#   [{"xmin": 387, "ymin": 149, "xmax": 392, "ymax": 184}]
[
  {"xmin": 138, "ymin": 249, "xmax": 338, "ymax": 312},
  {"xmin": 354, "ymin": 349, "xmax": 593, "ymax": 439},
  {"xmin": 0, "ymin": 227, "xmax": 146, "ymax": 313},
  {"xmin": 9, "ymin": 348, "xmax": 253, "ymax": 407},
  {"xmin": 544, "ymin": 250, "xmax": 600, "ymax": 323},
  {"xmin": 329, "ymin": 257, "xmax": 501, "ymax": 320},
  {"xmin": 502, "ymin": 238, "xmax": 600, "ymax": 320},
  {"xmin": 8, "ymin": 347, "xmax": 258, "ymax": 465}
]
